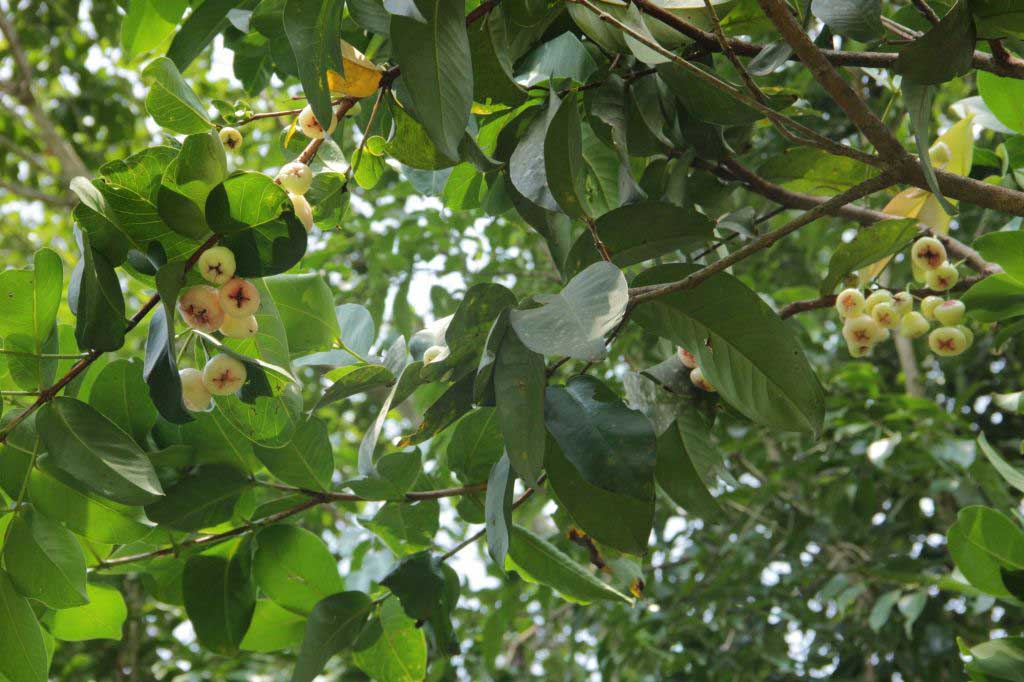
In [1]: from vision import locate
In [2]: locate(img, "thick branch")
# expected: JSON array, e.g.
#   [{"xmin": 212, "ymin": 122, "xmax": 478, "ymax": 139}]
[
  {"xmin": 755, "ymin": 0, "xmax": 907, "ymax": 161},
  {"xmin": 630, "ymin": 0, "xmax": 1024, "ymax": 80},
  {"xmin": 628, "ymin": 173, "xmax": 897, "ymax": 304}
]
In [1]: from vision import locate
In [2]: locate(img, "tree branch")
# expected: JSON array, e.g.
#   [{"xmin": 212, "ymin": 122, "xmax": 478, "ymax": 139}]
[
  {"xmin": 777, "ymin": 274, "xmax": 989, "ymax": 318},
  {"xmin": 0, "ymin": 177, "xmax": 75, "ymax": 206},
  {"xmin": 628, "ymin": 173, "xmax": 897, "ymax": 304}
]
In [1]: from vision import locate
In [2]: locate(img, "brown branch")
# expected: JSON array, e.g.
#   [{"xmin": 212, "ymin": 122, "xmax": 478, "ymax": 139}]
[
  {"xmin": 990, "ymin": 39, "xmax": 1024, "ymax": 71},
  {"xmin": 439, "ymin": 474, "xmax": 546, "ymax": 561},
  {"xmin": 701, "ymin": 0, "xmax": 767, "ymax": 104},
  {"xmin": 700, "ymin": 158, "xmax": 997, "ymax": 275},
  {"xmin": 910, "ymin": 0, "xmax": 941, "ymax": 25},
  {"xmin": 777, "ymin": 274, "xmax": 989, "ymax": 319},
  {"xmin": 630, "ymin": 0, "xmax": 1024, "ymax": 80},
  {"xmin": 629, "ymin": 173, "xmax": 897, "ymax": 304},
  {"xmin": 0, "ymin": 178, "xmax": 75, "ymax": 206},
  {"xmin": 262, "ymin": 480, "xmax": 488, "ymax": 502},
  {"xmin": 755, "ymin": 0, "xmax": 908, "ymax": 162}
]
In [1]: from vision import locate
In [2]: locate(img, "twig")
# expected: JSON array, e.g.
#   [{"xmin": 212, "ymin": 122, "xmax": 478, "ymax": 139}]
[
  {"xmin": 777, "ymin": 274, "xmax": 989, "ymax": 318},
  {"xmin": 628, "ymin": 173, "xmax": 897, "ymax": 304},
  {"xmin": 990, "ymin": 39, "xmax": 1024, "ymax": 70},
  {"xmin": 439, "ymin": 474, "xmax": 545, "ymax": 561},
  {"xmin": 585, "ymin": 218, "xmax": 612, "ymax": 261},
  {"xmin": 702, "ymin": 0, "xmax": 768, "ymax": 104},
  {"xmin": 910, "ymin": 0, "xmax": 941, "ymax": 25}
]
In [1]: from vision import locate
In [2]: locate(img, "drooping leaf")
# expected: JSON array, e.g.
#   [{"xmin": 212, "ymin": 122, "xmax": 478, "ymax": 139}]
[
  {"xmin": 0, "ymin": 569, "xmax": 49, "ymax": 682},
  {"xmin": 291, "ymin": 592, "xmax": 373, "ymax": 682},
  {"xmin": 904, "ymin": 82, "xmax": 957, "ymax": 216},
  {"xmin": 183, "ymin": 539, "xmax": 257, "ymax": 656},
  {"xmin": 485, "ymin": 454, "xmax": 515, "ymax": 568},
  {"xmin": 493, "ymin": 326, "xmax": 545, "ymax": 486},
  {"xmin": 283, "ymin": 0, "xmax": 344, "ymax": 130},
  {"xmin": 544, "ymin": 94, "xmax": 590, "ymax": 220},
  {"xmin": 167, "ymin": 0, "xmax": 246, "ymax": 70},
  {"xmin": 810, "ymin": 0, "xmax": 884, "ymax": 42},
  {"xmin": 3, "ymin": 506, "xmax": 88, "ymax": 609},
  {"xmin": 655, "ymin": 412, "xmax": 723, "ymax": 520},
  {"xmin": 254, "ymin": 524, "xmax": 346, "ymax": 615},
  {"xmin": 895, "ymin": 1, "xmax": 977, "ymax": 85},
  {"xmin": 820, "ymin": 219, "xmax": 918, "ymax": 294},
  {"xmin": 71, "ymin": 229, "xmax": 125, "ymax": 353}
]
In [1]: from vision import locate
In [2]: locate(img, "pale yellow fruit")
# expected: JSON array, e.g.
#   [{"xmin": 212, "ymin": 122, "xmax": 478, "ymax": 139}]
[
  {"xmin": 178, "ymin": 285, "xmax": 225, "ymax": 333},
  {"xmin": 928, "ymin": 326, "xmax": 968, "ymax": 357},
  {"xmin": 920, "ymin": 296, "xmax": 943, "ymax": 321},
  {"xmin": 276, "ymin": 162, "xmax": 313, "ymax": 196},
  {"xmin": 197, "ymin": 246, "xmax": 236, "ymax": 286},
  {"xmin": 326, "ymin": 41, "xmax": 384, "ymax": 98},
  {"xmin": 899, "ymin": 311, "xmax": 930, "ymax": 339},
  {"xmin": 957, "ymin": 325, "xmax": 975, "ymax": 348},
  {"xmin": 864, "ymin": 290, "xmax": 893, "ymax": 313},
  {"xmin": 689, "ymin": 367, "xmax": 715, "ymax": 392},
  {"xmin": 871, "ymin": 302, "xmax": 900, "ymax": 330},
  {"xmin": 934, "ymin": 299, "xmax": 966, "ymax": 326},
  {"xmin": 847, "ymin": 341, "xmax": 873, "ymax": 358},
  {"xmin": 202, "ymin": 353, "xmax": 248, "ymax": 396},
  {"xmin": 911, "ymin": 237, "xmax": 947, "ymax": 271},
  {"xmin": 219, "ymin": 127, "xmax": 242, "ymax": 151},
  {"xmin": 676, "ymin": 346, "xmax": 698, "ymax": 369},
  {"xmin": 843, "ymin": 314, "xmax": 882, "ymax": 346},
  {"xmin": 219, "ymin": 278, "xmax": 261, "ymax": 318},
  {"xmin": 289, "ymin": 193, "xmax": 314, "ymax": 231},
  {"xmin": 925, "ymin": 263, "xmax": 959, "ymax": 292},
  {"xmin": 219, "ymin": 314, "xmax": 258, "ymax": 339},
  {"xmin": 297, "ymin": 104, "xmax": 338, "ymax": 140},
  {"xmin": 179, "ymin": 368, "xmax": 212, "ymax": 412},
  {"xmin": 891, "ymin": 291, "xmax": 913, "ymax": 316},
  {"xmin": 835, "ymin": 289, "xmax": 865, "ymax": 318}
]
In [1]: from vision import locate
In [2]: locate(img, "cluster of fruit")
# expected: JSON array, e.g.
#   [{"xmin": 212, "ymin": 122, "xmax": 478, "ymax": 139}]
[
  {"xmin": 835, "ymin": 238, "xmax": 972, "ymax": 358},
  {"xmin": 175, "ymin": 245, "xmax": 261, "ymax": 411},
  {"xmin": 676, "ymin": 346, "xmax": 716, "ymax": 393}
]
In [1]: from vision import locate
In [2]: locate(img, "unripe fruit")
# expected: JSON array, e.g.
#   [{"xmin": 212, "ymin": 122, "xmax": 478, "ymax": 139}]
[
  {"xmin": 843, "ymin": 314, "xmax": 881, "ymax": 346},
  {"xmin": 835, "ymin": 289, "xmax": 865, "ymax": 318},
  {"xmin": 920, "ymin": 295, "xmax": 943, "ymax": 321},
  {"xmin": 911, "ymin": 237, "xmax": 947, "ymax": 271},
  {"xmin": 899, "ymin": 311, "xmax": 930, "ymax": 339},
  {"xmin": 178, "ymin": 285, "xmax": 225, "ymax": 333},
  {"xmin": 179, "ymin": 368, "xmax": 212, "ymax": 412},
  {"xmin": 911, "ymin": 259, "xmax": 928, "ymax": 283},
  {"xmin": 423, "ymin": 345, "xmax": 449, "ymax": 365},
  {"xmin": 928, "ymin": 326, "xmax": 968, "ymax": 357},
  {"xmin": 871, "ymin": 302, "xmax": 900, "ymax": 330},
  {"xmin": 219, "ymin": 127, "xmax": 242, "ymax": 151},
  {"xmin": 219, "ymin": 314, "xmax": 259, "ymax": 339},
  {"xmin": 297, "ymin": 105, "xmax": 337, "ymax": 140},
  {"xmin": 203, "ymin": 354, "xmax": 248, "ymax": 396},
  {"xmin": 847, "ymin": 341, "xmax": 872, "ymax": 358},
  {"xmin": 925, "ymin": 262, "xmax": 958, "ymax": 292},
  {"xmin": 689, "ymin": 367, "xmax": 715, "ymax": 392},
  {"xmin": 219, "ymin": 278, "xmax": 261, "ymax": 318},
  {"xmin": 957, "ymin": 324, "xmax": 974, "ymax": 348},
  {"xmin": 289, "ymin": 193, "xmax": 314, "ymax": 231},
  {"xmin": 891, "ymin": 291, "xmax": 913, "ymax": 316},
  {"xmin": 196, "ymin": 246, "xmax": 237, "ymax": 286},
  {"xmin": 276, "ymin": 162, "xmax": 313, "ymax": 196},
  {"xmin": 933, "ymin": 299, "xmax": 965, "ymax": 326},
  {"xmin": 676, "ymin": 346, "xmax": 698, "ymax": 369},
  {"xmin": 877, "ymin": 326, "xmax": 891, "ymax": 342},
  {"xmin": 864, "ymin": 290, "xmax": 892, "ymax": 313}
]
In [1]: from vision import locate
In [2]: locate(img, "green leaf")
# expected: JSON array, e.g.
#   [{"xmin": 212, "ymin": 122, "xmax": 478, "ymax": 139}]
[
  {"xmin": 971, "ymin": 0, "xmax": 1024, "ymax": 39},
  {"xmin": 361, "ymin": 500, "xmax": 440, "ymax": 556},
  {"xmin": 183, "ymin": 539, "xmax": 257, "ymax": 655},
  {"xmin": 977, "ymin": 433, "xmax": 1024, "ymax": 494},
  {"xmin": 50, "ymin": 582, "xmax": 127, "ymax": 641},
  {"xmin": 974, "ymin": 231, "xmax": 1024, "ymax": 281},
  {"xmin": 0, "ymin": 569, "xmax": 48, "ymax": 682},
  {"xmin": 978, "ymin": 70, "xmax": 1024, "ymax": 134},
  {"xmin": 506, "ymin": 526, "xmax": 633, "ymax": 605},
  {"xmin": 379, "ymin": 551, "xmax": 458, "ymax": 652},
  {"xmin": 159, "ymin": 130, "xmax": 227, "ymax": 239},
  {"xmin": 145, "ymin": 465, "xmax": 250, "ymax": 531},
  {"xmin": 87, "ymin": 359, "xmax": 158, "ymax": 446},
  {"xmin": 291, "ymin": 592, "xmax": 372, "ymax": 682},
  {"xmin": 3, "ymin": 506, "xmax": 88, "ymax": 609},
  {"xmin": 167, "ymin": 0, "xmax": 245, "ymax": 70},
  {"xmin": 515, "ymin": 32, "xmax": 598, "ymax": 88},
  {"xmin": 254, "ymin": 525, "xmax": 345, "ymax": 615},
  {"xmin": 485, "ymin": 454, "xmax": 514, "ymax": 568},
  {"xmin": 71, "ymin": 229, "xmax": 126, "ymax": 353},
  {"xmin": 37, "ymin": 397, "xmax": 164, "ymax": 505},
  {"xmin": 353, "ymin": 598, "xmax": 428, "ymax": 682},
  {"xmin": 895, "ymin": 1, "xmax": 976, "ymax": 85},
  {"xmin": 144, "ymin": 265, "xmax": 192, "ymax": 424},
  {"xmin": 632, "ymin": 264, "xmax": 825, "ymax": 434},
  {"xmin": 263, "ymin": 273, "xmax": 341, "ymax": 356},
  {"xmin": 961, "ymin": 273, "xmax": 1024, "ymax": 322},
  {"xmin": 390, "ymin": 0, "xmax": 473, "ymax": 160},
  {"xmin": 966, "ymin": 637, "xmax": 1024, "ymax": 681},
  {"xmin": 493, "ymin": 326, "xmax": 545, "ymax": 486},
  {"xmin": 509, "ymin": 98, "xmax": 560, "ymax": 211},
  {"xmin": 0, "ymin": 248, "xmax": 62, "ymax": 344},
  {"xmin": 306, "ymin": 172, "xmax": 350, "ymax": 227},
  {"xmin": 948, "ymin": 506, "xmax": 1024, "ymax": 597},
  {"xmin": 655, "ymin": 412, "xmax": 723, "ymax": 520},
  {"xmin": 904, "ymin": 82, "xmax": 957, "ymax": 216},
  {"xmin": 214, "ymin": 384, "xmax": 303, "ymax": 447},
  {"xmin": 252, "ymin": 417, "xmax": 334, "ymax": 491},
  {"xmin": 544, "ymin": 94, "xmax": 590, "ymax": 220},
  {"xmin": 509, "ymin": 261, "xmax": 628, "ymax": 362},
  {"xmin": 468, "ymin": 6, "xmax": 527, "ymax": 106},
  {"xmin": 820, "ymin": 219, "xmax": 918, "ymax": 294},
  {"xmin": 563, "ymin": 201, "xmax": 714, "ymax": 277},
  {"xmin": 868, "ymin": 589, "xmax": 901, "ymax": 633},
  {"xmin": 656, "ymin": 62, "xmax": 763, "ymax": 126},
  {"xmin": 447, "ymin": 408, "xmax": 503, "ymax": 483},
  {"xmin": 810, "ymin": 0, "xmax": 883, "ymax": 42},
  {"xmin": 142, "ymin": 57, "xmax": 213, "ymax": 134},
  {"xmin": 121, "ymin": 0, "xmax": 187, "ymax": 59},
  {"xmin": 758, "ymin": 148, "xmax": 878, "ymax": 196},
  {"xmin": 283, "ymin": 0, "xmax": 343, "ymax": 130},
  {"xmin": 397, "ymin": 372, "xmax": 475, "ymax": 446},
  {"xmin": 316, "ymin": 364, "xmax": 395, "ymax": 410},
  {"xmin": 386, "ymin": 97, "xmax": 458, "ymax": 170},
  {"xmin": 241, "ymin": 600, "xmax": 306, "ymax": 653}
]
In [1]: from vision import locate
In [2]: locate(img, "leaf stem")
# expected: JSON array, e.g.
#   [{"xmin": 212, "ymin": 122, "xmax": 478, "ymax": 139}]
[{"xmin": 0, "ymin": 349, "xmax": 89, "ymax": 360}]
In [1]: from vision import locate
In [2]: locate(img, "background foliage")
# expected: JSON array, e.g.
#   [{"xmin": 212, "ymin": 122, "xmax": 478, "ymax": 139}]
[{"xmin": 3, "ymin": 0, "xmax": 1024, "ymax": 680}]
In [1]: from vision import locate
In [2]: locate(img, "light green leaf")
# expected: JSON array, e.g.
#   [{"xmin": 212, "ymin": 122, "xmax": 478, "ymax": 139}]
[
  {"xmin": 50, "ymin": 583, "xmax": 127, "ymax": 642},
  {"xmin": 121, "ymin": 0, "xmax": 187, "ymax": 59},
  {"xmin": 820, "ymin": 219, "xmax": 918, "ymax": 294},
  {"xmin": 3, "ymin": 506, "xmax": 88, "ymax": 609},
  {"xmin": 0, "ymin": 569, "xmax": 49, "ymax": 682},
  {"xmin": 241, "ymin": 600, "xmax": 306, "ymax": 653},
  {"xmin": 252, "ymin": 417, "xmax": 334, "ymax": 492},
  {"xmin": 254, "ymin": 525, "xmax": 345, "ymax": 615},
  {"xmin": 353, "ymin": 599, "xmax": 428, "ymax": 682},
  {"xmin": 263, "ymin": 273, "xmax": 341, "ymax": 357},
  {"xmin": 142, "ymin": 57, "xmax": 213, "ymax": 134},
  {"xmin": 291, "ymin": 592, "xmax": 372, "ymax": 682}
]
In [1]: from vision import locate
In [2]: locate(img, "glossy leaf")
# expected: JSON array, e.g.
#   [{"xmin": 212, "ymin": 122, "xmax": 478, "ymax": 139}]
[
  {"xmin": 142, "ymin": 57, "xmax": 213, "ymax": 134},
  {"xmin": 353, "ymin": 598, "xmax": 428, "ymax": 682},
  {"xmin": 4, "ymin": 506, "xmax": 88, "ymax": 609},
  {"xmin": 0, "ymin": 569, "xmax": 48, "ymax": 682}
]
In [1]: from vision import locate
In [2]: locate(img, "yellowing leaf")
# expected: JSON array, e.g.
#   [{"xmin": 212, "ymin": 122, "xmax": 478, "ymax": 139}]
[
  {"xmin": 327, "ymin": 40, "xmax": 382, "ymax": 98},
  {"xmin": 862, "ymin": 115, "xmax": 975, "ymax": 281}
]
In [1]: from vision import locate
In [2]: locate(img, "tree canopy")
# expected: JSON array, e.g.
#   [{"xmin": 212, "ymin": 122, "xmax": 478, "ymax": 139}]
[{"xmin": 3, "ymin": 0, "xmax": 1024, "ymax": 679}]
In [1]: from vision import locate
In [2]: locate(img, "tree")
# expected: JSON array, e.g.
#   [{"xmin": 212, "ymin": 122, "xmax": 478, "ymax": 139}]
[{"xmin": 2, "ymin": 0, "xmax": 1024, "ymax": 678}]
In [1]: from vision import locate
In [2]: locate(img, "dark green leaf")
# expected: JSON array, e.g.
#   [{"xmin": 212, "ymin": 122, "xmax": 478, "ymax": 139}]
[
  {"xmin": 252, "ymin": 417, "xmax": 334, "ymax": 491},
  {"xmin": 145, "ymin": 466, "xmax": 250, "ymax": 531},
  {"xmin": 820, "ymin": 219, "xmax": 918, "ymax": 294},
  {"xmin": 291, "ymin": 592, "xmax": 372, "ymax": 682},
  {"xmin": 0, "ymin": 569, "xmax": 48, "ymax": 682},
  {"xmin": 71, "ymin": 229, "xmax": 126, "ymax": 353},
  {"xmin": 544, "ymin": 94, "xmax": 590, "ymax": 219},
  {"xmin": 895, "ymin": 1, "xmax": 976, "ymax": 85},
  {"xmin": 167, "ymin": 0, "xmax": 246, "ymax": 70},
  {"xmin": 447, "ymin": 408, "xmax": 503, "ymax": 483},
  {"xmin": 283, "ymin": 0, "xmax": 343, "ymax": 130},
  {"xmin": 4, "ymin": 506, "xmax": 88, "ymax": 609},
  {"xmin": 88, "ymin": 359, "xmax": 158, "ymax": 446},
  {"xmin": 493, "ymin": 326, "xmax": 545, "ymax": 486},
  {"xmin": 655, "ymin": 412, "xmax": 723, "ymax": 520},
  {"xmin": 183, "ymin": 539, "xmax": 257, "ymax": 655},
  {"xmin": 485, "ymin": 454, "xmax": 514, "ymax": 568},
  {"xmin": 254, "ymin": 524, "xmax": 345, "ymax": 615}
]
